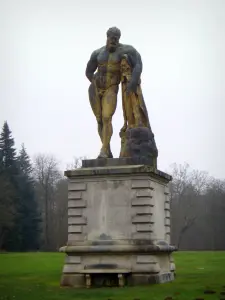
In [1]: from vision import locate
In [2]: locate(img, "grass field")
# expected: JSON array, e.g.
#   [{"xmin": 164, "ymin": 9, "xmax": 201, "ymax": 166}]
[{"xmin": 0, "ymin": 252, "xmax": 225, "ymax": 300}]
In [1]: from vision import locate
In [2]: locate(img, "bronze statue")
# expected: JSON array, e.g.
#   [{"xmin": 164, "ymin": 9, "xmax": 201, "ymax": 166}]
[
  {"xmin": 86, "ymin": 27, "xmax": 158, "ymax": 165},
  {"xmin": 85, "ymin": 27, "xmax": 143, "ymax": 158}
]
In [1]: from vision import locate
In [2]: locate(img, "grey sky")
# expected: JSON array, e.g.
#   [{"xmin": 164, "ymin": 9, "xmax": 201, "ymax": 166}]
[{"xmin": 0, "ymin": 0, "xmax": 225, "ymax": 178}]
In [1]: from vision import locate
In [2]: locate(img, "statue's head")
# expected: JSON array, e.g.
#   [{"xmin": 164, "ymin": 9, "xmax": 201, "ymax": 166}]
[{"xmin": 106, "ymin": 27, "xmax": 121, "ymax": 52}]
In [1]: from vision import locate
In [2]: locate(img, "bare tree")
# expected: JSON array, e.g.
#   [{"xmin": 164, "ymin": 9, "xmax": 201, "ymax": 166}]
[
  {"xmin": 170, "ymin": 162, "xmax": 209, "ymax": 248},
  {"xmin": 33, "ymin": 154, "xmax": 61, "ymax": 250},
  {"xmin": 204, "ymin": 178, "xmax": 225, "ymax": 250},
  {"xmin": 32, "ymin": 155, "xmax": 87, "ymax": 251}
]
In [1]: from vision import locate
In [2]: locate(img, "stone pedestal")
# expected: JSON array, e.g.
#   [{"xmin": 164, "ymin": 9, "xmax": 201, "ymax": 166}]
[{"xmin": 60, "ymin": 160, "xmax": 176, "ymax": 288}]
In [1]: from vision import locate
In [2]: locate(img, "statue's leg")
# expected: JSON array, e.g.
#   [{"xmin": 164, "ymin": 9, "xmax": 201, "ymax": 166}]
[
  {"xmin": 88, "ymin": 83, "xmax": 103, "ymax": 142},
  {"xmin": 99, "ymin": 85, "xmax": 118, "ymax": 158}
]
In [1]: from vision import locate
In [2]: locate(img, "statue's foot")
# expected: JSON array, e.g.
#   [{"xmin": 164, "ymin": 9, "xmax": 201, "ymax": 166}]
[
  {"xmin": 108, "ymin": 148, "xmax": 113, "ymax": 158},
  {"xmin": 97, "ymin": 145, "xmax": 113, "ymax": 159},
  {"xmin": 97, "ymin": 149, "xmax": 109, "ymax": 159}
]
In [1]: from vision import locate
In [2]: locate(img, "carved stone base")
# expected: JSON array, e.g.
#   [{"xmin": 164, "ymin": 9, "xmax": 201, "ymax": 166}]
[
  {"xmin": 82, "ymin": 157, "xmax": 156, "ymax": 168},
  {"xmin": 60, "ymin": 161, "xmax": 176, "ymax": 288},
  {"xmin": 60, "ymin": 272, "xmax": 175, "ymax": 288},
  {"xmin": 60, "ymin": 248, "xmax": 176, "ymax": 288}
]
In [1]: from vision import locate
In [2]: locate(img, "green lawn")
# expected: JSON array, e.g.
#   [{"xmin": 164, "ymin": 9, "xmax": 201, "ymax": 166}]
[{"xmin": 0, "ymin": 251, "xmax": 225, "ymax": 300}]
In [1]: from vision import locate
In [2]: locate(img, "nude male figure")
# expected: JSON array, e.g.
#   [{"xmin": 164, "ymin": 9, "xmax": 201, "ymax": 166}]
[{"xmin": 85, "ymin": 27, "xmax": 142, "ymax": 158}]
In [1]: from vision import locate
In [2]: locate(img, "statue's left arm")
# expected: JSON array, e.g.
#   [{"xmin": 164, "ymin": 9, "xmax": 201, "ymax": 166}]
[{"xmin": 125, "ymin": 47, "xmax": 143, "ymax": 94}]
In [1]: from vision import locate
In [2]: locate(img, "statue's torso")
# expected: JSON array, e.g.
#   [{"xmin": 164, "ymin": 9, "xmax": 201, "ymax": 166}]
[
  {"xmin": 94, "ymin": 44, "xmax": 134, "ymax": 89},
  {"xmin": 94, "ymin": 47, "xmax": 121, "ymax": 89}
]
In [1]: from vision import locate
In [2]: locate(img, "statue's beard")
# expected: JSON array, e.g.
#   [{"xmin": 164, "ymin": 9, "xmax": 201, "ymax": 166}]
[{"xmin": 108, "ymin": 44, "xmax": 117, "ymax": 52}]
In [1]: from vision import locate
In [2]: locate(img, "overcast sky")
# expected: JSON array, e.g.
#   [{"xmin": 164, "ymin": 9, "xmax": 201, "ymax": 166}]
[{"xmin": 0, "ymin": 0, "xmax": 225, "ymax": 178}]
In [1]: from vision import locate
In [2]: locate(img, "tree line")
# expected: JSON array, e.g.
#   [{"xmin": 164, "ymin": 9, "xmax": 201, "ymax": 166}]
[{"xmin": 0, "ymin": 121, "xmax": 224, "ymax": 251}]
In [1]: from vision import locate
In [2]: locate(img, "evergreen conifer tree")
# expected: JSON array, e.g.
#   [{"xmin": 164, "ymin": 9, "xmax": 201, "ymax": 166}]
[
  {"xmin": 0, "ymin": 121, "xmax": 17, "ymax": 173},
  {"xmin": 0, "ymin": 121, "xmax": 18, "ymax": 250},
  {"xmin": 17, "ymin": 144, "xmax": 40, "ymax": 250}
]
